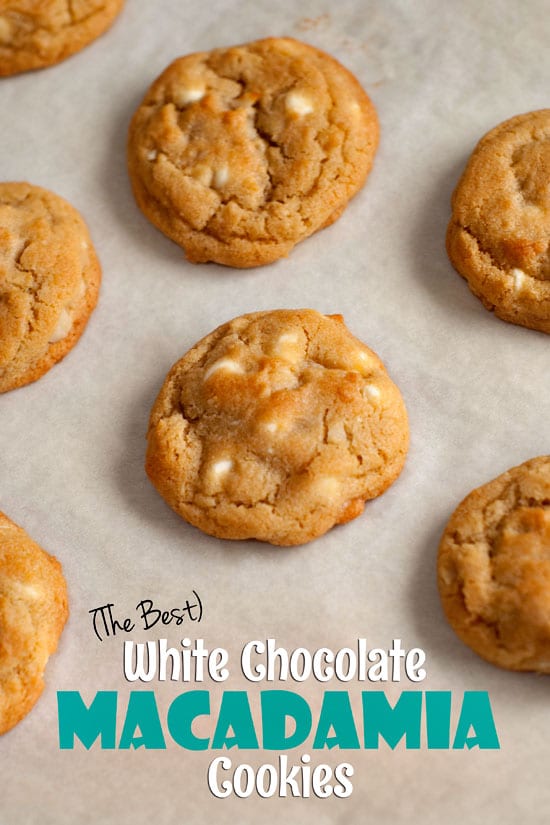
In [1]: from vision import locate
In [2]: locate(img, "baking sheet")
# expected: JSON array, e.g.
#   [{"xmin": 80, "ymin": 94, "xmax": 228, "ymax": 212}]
[{"xmin": 1, "ymin": 1, "xmax": 549, "ymax": 822}]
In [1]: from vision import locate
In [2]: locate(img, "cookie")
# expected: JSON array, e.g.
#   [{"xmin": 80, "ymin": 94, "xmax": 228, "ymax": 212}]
[
  {"xmin": 438, "ymin": 456, "xmax": 550, "ymax": 672},
  {"xmin": 127, "ymin": 37, "xmax": 379, "ymax": 268},
  {"xmin": 0, "ymin": 0, "xmax": 124, "ymax": 76},
  {"xmin": 0, "ymin": 182, "xmax": 101, "ymax": 393},
  {"xmin": 0, "ymin": 511, "xmax": 68, "ymax": 734},
  {"xmin": 146, "ymin": 309, "xmax": 409, "ymax": 546},
  {"xmin": 447, "ymin": 110, "xmax": 550, "ymax": 333}
]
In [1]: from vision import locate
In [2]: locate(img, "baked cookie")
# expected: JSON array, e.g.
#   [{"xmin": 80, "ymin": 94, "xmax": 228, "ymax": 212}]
[
  {"xmin": 0, "ymin": 0, "xmax": 124, "ymax": 76},
  {"xmin": 0, "ymin": 182, "xmax": 101, "ymax": 393},
  {"xmin": 447, "ymin": 110, "xmax": 550, "ymax": 333},
  {"xmin": 438, "ymin": 456, "xmax": 550, "ymax": 672},
  {"xmin": 146, "ymin": 309, "xmax": 409, "ymax": 546},
  {"xmin": 128, "ymin": 37, "xmax": 379, "ymax": 268},
  {"xmin": 0, "ymin": 511, "xmax": 68, "ymax": 734}
]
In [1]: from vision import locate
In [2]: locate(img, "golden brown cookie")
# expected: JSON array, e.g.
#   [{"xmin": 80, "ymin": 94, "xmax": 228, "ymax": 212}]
[
  {"xmin": 127, "ymin": 37, "xmax": 379, "ymax": 268},
  {"xmin": 0, "ymin": 0, "xmax": 124, "ymax": 76},
  {"xmin": 438, "ymin": 456, "xmax": 550, "ymax": 672},
  {"xmin": 146, "ymin": 309, "xmax": 409, "ymax": 546},
  {"xmin": 0, "ymin": 511, "xmax": 68, "ymax": 734},
  {"xmin": 0, "ymin": 182, "xmax": 101, "ymax": 393},
  {"xmin": 447, "ymin": 110, "xmax": 550, "ymax": 333}
]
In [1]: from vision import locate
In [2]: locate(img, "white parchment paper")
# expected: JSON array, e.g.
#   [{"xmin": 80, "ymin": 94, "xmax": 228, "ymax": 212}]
[{"xmin": 1, "ymin": 1, "xmax": 549, "ymax": 822}]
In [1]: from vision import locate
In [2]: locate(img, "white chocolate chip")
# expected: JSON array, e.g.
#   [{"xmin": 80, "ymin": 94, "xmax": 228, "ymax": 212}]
[
  {"xmin": 271, "ymin": 331, "xmax": 301, "ymax": 364},
  {"xmin": 213, "ymin": 166, "xmax": 229, "ymax": 188},
  {"xmin": 10, "ymin": 236, "xmax": 26, "ymax": 261},
  {"xmin": 285, "ymin": 91, "xmax": 314, "ymax": 116},
  {"xmin": 205, "ymin": 457, "xmax": 233, "ymax": 490},
  {"xmin": 276, "ymin": 332, "xmax": 298, "ymax": 346},
  {"xmin": 147, "ymin": 149, "xmax": 158, "ymax": 161},
  {"xmin": 511, "ymin": 268, "xmax": 526, "ymax": 292},
  {"xmin": 262, "ymin": 418, "xmax": 290, "ymax": 435},
  {"xmin": 311, "ymin": 476, "xmax": 341, "ymax": 499},
  {"xmin": 327, "ymin": 420, "xmax": 347, "ymax": 443},
  {"xmin": 211, "ymin": 459, "xmax": 233, "ymax": 476},
  {"xmin": 204, "ymin": 358, "xmax": 245, "ymax": 381},
  {"xmin": 68, "ymin": 278, "xmax": 87, "ymax": 310},
  {"xmin": 192, "ymin": 165, "xmax": 213, "ymax": 187},
  {"xmin": 176, "ymin": 87, "xmax": 205, "ymax": 106},
  {"xmin": 352, "ymin": 349, "xmax": 377, "ymax": 375},
  {"xmin": 49, "ymin": 309, "xmax": 73, "ymax": 344},
  {"xmin": 13, "ymin": 580, "xmax": 42, "ymax": 600},
  {"xmin": 363, "ymin": 384, "xmax": 381, "ymax": 402}
]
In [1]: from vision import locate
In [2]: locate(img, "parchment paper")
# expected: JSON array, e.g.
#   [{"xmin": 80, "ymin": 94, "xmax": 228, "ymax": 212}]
[{"xmin": 1, "ymin": 1, "xmax": 549, "ymax": 823}]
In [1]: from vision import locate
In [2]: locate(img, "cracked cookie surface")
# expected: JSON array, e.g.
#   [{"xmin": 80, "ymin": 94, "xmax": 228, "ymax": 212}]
[
  {"xmin": 146, "ymin": 309, "xmax": 409, "ymax": 546},
  {"xmin": 0, "ymin": 511, "xmax": 68, "ymax": 734},
  {"xmin": 447, "ymin": 110, "xmax": 550, "ymax": 333},
  {"xmin": 0, "ymin": 181, "xmax": 101, "ymax": 393},
  {"xmin": 128, "ymin": 37, "xmax": 379, "ymax": 268},
  {"xmin": 0, "ymin": 0, "xmax": 124, "ymax": 75},
  {"xmin": 438, "ymin": 456, "xmax": 550, "ymax": 672}
]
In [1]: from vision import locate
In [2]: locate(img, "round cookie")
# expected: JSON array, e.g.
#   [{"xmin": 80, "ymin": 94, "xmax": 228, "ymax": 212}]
[
  {"xmin": 0, "ymin": 511, "xmax": 68, "ymax": 734},
  {"xmin": 0, "ymin": 182, "xmax": 101, "ymax": 393},
  {"xmin": 0, "ymin": 0, "xmax": 124, "ymax": 76},
  {"xmin": 146, "ymin": 309, "xmax": 409, "ymax": 546},
  {"xmin": 447, "ymin": 109, "xmax": 550, "ymax": 334},
  {"xmin": 438, "ymin": 456, "xmax": 550, "ymax": 672},
  {"xmin": 128, "ymin": 37, "xmax": 379, "ymax": 268}
]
